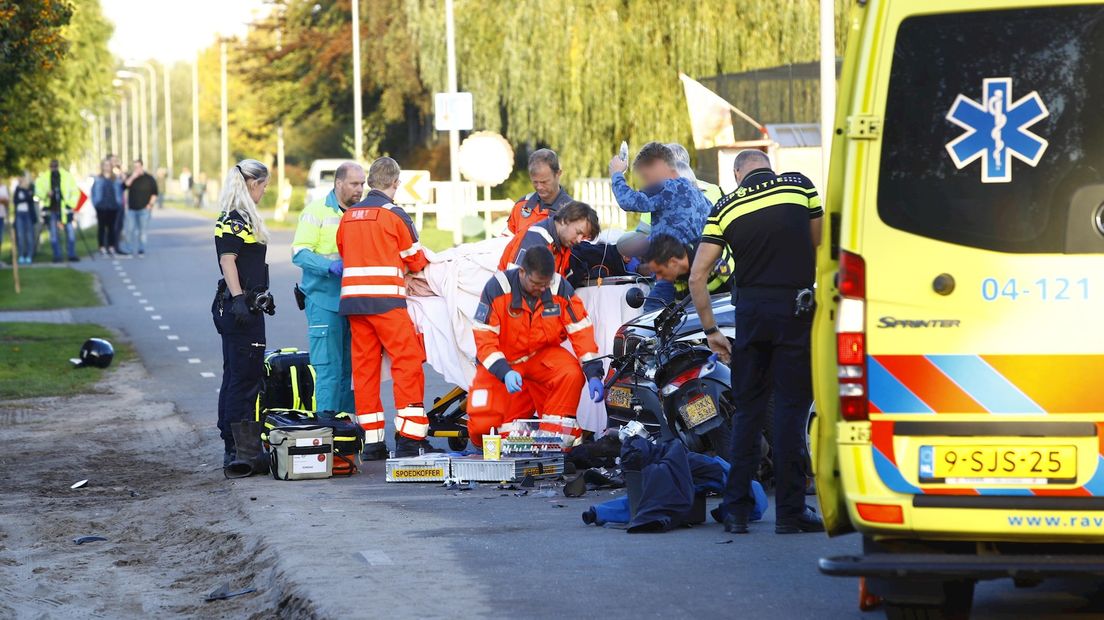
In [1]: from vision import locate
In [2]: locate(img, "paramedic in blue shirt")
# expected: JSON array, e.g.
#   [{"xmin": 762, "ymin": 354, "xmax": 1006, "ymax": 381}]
[
  {"xmin": 291, "ymin": 162, "xmax": 364, "ymax": 420},
  {"xmin": 609, "ymin": 142, "xmax": 711, "ymax": 311}
]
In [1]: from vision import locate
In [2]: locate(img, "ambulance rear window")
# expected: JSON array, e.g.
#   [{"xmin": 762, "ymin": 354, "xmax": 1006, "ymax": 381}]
[{"xmin": 877, "ymin": 7, "xmax": 1104, "ymax": 254}]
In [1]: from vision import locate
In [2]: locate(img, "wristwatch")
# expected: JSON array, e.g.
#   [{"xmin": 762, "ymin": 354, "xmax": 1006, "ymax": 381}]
[{"xmin": 703, "ymin": 325, "xmax": 720, "ymax": 336}]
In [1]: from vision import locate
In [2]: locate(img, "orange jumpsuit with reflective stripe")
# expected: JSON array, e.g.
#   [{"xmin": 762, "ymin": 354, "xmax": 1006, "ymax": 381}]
[
  {"xmin": 467, "ymin": 269, "xmax": 602, "ymax": 446},
  {"xmin": 498, "ymin": 218, "xmax": 572, "ymax": 277},
  {"xmin": 337, "ymin": 189, "xmax": 430, "ymax": 442}
]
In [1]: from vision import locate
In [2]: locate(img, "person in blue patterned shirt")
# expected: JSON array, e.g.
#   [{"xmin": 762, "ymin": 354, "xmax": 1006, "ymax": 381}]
[{"xmin": 609, "ymin": 142, "xmax": 711, "ymax": 310}]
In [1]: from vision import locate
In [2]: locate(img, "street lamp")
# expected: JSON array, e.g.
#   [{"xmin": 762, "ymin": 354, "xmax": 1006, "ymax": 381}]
[
  {"xmin": 109, "ymin": 105, "xmax": 119, "ymax": 158},
  {"xmin": 351, "ymin": 0, "xmax": 363, "ymax": 161},
  {"xmin": 125, "ymin": 60, "xmax": 160, "ymax": 172},
  {"xmin": 220, "ymin": 39, "xmax": 228, "ymax": 178},
  {"xmin": 192, "ymin": 53, "xmax": 200, "ymax": 183},
  {"xmin": 116, "ymin": 70, "xmax": 148, "ymax": 162},
  {"xmin": 114, "ymin": 78, "xmax": 139, "ymax": 164}
]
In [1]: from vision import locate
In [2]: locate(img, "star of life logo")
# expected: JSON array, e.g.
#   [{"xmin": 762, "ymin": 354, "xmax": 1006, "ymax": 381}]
[{"xmin": 945, "ymin": 77, "xmax": 1049, "ymax": 183}]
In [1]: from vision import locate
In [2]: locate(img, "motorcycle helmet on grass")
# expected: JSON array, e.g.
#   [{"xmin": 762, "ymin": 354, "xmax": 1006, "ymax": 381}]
[{"xmin": 70, "ymin": 338, "xmax": 114, "ymax": 369}]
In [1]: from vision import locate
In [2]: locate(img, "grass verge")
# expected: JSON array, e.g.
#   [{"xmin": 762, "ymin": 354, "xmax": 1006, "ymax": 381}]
[
  {"xmin": 0, "ymin": 268, "xmax": 100, "ymax": 311},
  {"xmin": 0, "ymin": 322, "xmax": 133, "ymax": 400}
]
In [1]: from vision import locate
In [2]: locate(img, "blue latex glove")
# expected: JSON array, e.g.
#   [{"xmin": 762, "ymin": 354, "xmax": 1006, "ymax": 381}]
[
  {"xmin": 625, "ymin": 257, "xmax": 641, "ymax": 274},
  {"xmin": 588, "ymin": 377, "xmax": 605, "ymax": 403},
  {"xmin": 328, "ymin": 259, "xmax": 344, "ymax": 277},
  {"xmin": 504, "ymin": 371, "xmax": 523, "ymax": 393}
]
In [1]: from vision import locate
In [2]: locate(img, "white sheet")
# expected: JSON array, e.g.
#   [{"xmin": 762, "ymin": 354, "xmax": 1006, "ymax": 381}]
[{"xmin": 404, "ymin": 237, "xmax": 647, "ymax": 432}]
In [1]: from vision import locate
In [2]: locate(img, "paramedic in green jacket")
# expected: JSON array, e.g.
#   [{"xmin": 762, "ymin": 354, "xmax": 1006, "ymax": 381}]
[
  {"xmin": 34, "ymin": 160, "xmax": 80, "ymax": 262},
  {"xmin": 292, "ymin": 162, "xmax": 364, "ymax": 420}
]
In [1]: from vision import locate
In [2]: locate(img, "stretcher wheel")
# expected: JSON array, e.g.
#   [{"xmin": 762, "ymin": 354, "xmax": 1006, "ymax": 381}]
[
  {"xmin": 448, "ymin": 437, "xmax": 469, "ymax": 452},
  {"xmin": 859, "ymin": 577, "xmax": 882, "ymax": 611}
]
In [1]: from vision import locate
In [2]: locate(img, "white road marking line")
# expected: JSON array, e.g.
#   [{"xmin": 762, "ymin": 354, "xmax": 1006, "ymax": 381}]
[
  {"xmin": 187, "ymin": 358, "xmax": 201, "ymax": 364},
  {"xmin": 150, "ymin": 315, "xmax": 162, "ymax": 320},
  {"xmin": 122, "ymin": 278, "xmax": 131, "ymax": 283},
  {"xmin": 144, "ymin": 306, "xmax": 155, "ymax": 311},
  {"xmin": 139, "ymin": 299, "xmax": 148, "ymax": 304},
  {"xmin": 167, "ymin": 335, "xmax": 179, "ymax": 340},
  {"xmin": 126, "ymin": 285, "xmax": 136, "ymax": 290},
  {"xmin": 200, "ymin": 372, "xmax": 215, "ymax": 378},
  {"xmin": 159, "ymin": 325, "xmax": 170, "ymax": 330},
  {"xmin": 176, "ymin": 346, "xmax": 190, "ymax": 352},
  {"xmin": 132, "ymin": 292, "xmax": 141, "ymax": 297}
]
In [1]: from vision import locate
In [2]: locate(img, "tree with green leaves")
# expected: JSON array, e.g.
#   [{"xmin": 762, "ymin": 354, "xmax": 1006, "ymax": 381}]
[{"xmin": 0, "ymin": 0, "xmax": 115, "ymax": 178}]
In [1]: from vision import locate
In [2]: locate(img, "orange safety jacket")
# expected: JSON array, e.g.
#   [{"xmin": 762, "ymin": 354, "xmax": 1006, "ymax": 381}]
[
  {"xmin": 336, "ymin": 189, "xmax": 428, "ymax": 316},
  {"xmin": 498, "ymin": 217, "xmax": 572, "ymax": 277},
  {"xmin": 472, "ymin": 268, "xmax": 602, "ymax": 382},
  {"xmin": 505, "ymin": 188, "xmax": 572, "ymax": 236}
]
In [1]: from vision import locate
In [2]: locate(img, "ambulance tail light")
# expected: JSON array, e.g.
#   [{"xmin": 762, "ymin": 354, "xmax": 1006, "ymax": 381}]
[{"xmin": 837, "ymin": 251, "xmax": 868, "ymax": 421}]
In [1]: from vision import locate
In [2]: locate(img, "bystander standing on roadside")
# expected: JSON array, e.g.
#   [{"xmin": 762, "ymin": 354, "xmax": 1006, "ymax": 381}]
[
  {"xmin": 91, "ymin": 158, "xmax": 124, "ymax": 256},
  {"xmin": 180, "ymin": 167, "xmax": 193, "ymax": 208},
  {"xmin": 34, "ymin": 159, "xmax": 79, "ymax": 263},
  {"xmin": 155, "ymin": 167, "xmax": 166, "ymax": 209},
  {"xmin": 12, "ymin": 174, "xmax": 36, "ymax": 264},
  {"xmin": 0, "ymin": 176, "xmax": 8, "ymax": 265},
  {"xmin": 122, "ymin": 159, "xmax": 158, "ymax": 257}
]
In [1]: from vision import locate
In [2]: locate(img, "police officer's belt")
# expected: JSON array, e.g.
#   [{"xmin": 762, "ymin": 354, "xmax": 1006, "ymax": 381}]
[{"xmin": 733, "ymin": 287, "xmax": 802, "ymax": 302}]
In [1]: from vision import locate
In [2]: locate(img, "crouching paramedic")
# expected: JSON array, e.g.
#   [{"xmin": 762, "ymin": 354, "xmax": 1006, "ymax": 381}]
[
  {"xmin": 338, "ymin": 157, "xmax": 438, "ymax": 458},
  {"xmin": 499, "ymin": 200, "xmax": 599, "ymax": 278},
  {"xmin": 291, "ymin": 161, "xmax": 364, "ymax": 416},
  {"xmin": 468, "ymin": 246, "xmax": 605, "ymax": 446}
]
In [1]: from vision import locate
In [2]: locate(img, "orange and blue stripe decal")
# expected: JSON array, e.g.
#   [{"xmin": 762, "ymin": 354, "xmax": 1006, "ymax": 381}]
[{"xmin": 869, "ymin": 355, "xmax": 1104, "ymax": 414}]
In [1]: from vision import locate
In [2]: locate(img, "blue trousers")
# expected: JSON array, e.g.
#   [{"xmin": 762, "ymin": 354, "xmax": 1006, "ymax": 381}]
[
  {"xmin": 212, "ymin": 294, "xmax": 266, "ymax": 452},
  {"xmin": 723, "ymin": 296, "xmax": 813, "ymax": 521},
  {"xmin": 642, "ymin": 278, "xmax": 676, "ymax": 313},
  {"xmin": 46, "ymin": 211, "xmax": 76, "ymax": 260},
  {"xmin": 305, "ymin": 297, "xmax": 355, "ymax": 413},
  {"xmin": 14, "ymin": 212, "xmax": 35, "ymax": 261}
]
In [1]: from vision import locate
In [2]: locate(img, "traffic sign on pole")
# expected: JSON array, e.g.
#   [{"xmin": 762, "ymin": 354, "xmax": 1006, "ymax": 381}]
[{"xmin": 434, "ymin": 92, "xmax": 474, "ymax": 131}]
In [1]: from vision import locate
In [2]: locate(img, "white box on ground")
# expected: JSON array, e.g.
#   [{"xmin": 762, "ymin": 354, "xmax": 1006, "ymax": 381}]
[
  {"xmin": 449, "ymin": 455, "xmax": 564, "ymax": 482},
  {"xmin": 385, "ymin": 455, "xmax": 452, "ymax": 482}
]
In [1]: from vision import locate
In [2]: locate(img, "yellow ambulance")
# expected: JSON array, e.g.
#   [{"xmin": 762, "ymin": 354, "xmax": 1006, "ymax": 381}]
[{"xmin": 813, "ymin": 0, "xmax": 1104, "ymax": 616}]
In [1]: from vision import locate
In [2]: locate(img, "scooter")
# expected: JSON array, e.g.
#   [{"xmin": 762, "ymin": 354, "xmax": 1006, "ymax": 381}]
[{"xmin": 603, "ymin": 290, "xmax": 734, "ymax": 455}]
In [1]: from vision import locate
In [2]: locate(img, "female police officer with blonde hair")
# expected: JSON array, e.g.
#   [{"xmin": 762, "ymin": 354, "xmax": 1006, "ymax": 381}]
[{"xmin": 212, "ymin": 159, "xmax": 273, "ymax": 472}]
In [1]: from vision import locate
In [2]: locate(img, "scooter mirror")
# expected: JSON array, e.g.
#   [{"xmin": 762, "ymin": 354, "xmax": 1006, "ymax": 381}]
[{"xmin": 625, "ymin": 287, "xmax": 646, "ymax": 309}]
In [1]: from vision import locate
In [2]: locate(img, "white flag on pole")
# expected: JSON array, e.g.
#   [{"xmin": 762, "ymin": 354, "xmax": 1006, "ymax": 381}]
[{"xmin": 679, "ymin": 73, "xmax": 736, "ymax": 150}]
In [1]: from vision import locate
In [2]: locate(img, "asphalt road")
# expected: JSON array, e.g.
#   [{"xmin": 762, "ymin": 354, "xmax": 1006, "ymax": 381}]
[{"xmin": 65, "ymin": 208, "xmax": 1104, "ymax": 618}]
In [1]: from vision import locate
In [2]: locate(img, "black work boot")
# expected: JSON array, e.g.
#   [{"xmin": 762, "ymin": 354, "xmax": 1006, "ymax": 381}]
[
  {"xmin": 394, "ymin": 435, "xmax": 444, "ymax": 458},
  {"xmin": 723, "ymin": 513, "xmax": 749, "ymax": 534},
  {"xmin": 225, "ymin": 421, "xmax": 269, "ymax": 478},
  {"xmin": 223, "ymin": 448, "xmax": 236, "ymax": 468},
  {"xmin": 361, "ymin": 442, "xmax": 388, "ymax": 461},
  {"xmin": 775, "ymin": 506, "xmax": 825, "ymax": 534}
]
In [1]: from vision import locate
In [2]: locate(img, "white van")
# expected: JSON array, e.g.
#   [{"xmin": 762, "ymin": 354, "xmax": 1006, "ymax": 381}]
[{"xmin": 305, "ymin": 159, "xmax": 349, "ymax": 205}]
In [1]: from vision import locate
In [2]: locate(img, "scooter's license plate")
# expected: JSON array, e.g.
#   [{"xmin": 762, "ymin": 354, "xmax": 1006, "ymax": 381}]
[
  {"xmin": 607, "ymin": 386, "xmax": 633, "ymax": 409},
  {"xmin": 681, "ymin": 396, "xmax": 717, "ymax": 428}
]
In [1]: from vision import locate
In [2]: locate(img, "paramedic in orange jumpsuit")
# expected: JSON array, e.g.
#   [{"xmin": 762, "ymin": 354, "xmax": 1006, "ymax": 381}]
[
  {"xmin": 505, "ymin": 148, "xmax": 573, "ymax": 236},
  {"xmin": 337, "ymin": 156, "xmax": 440, "ymax": 458},
  {"xmin": 499, "ymin": 200, "xmax": 599, "ymax": 278},
  {"xmin": 468, "ymin": 246, "xmax": 606, "ymax": 446}
]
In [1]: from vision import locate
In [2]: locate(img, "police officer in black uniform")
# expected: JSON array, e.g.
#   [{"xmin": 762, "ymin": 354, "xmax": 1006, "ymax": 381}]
[
  {"xmin": 688, "ymin": 150, "xmax": 824, "ymax": 535},
  {"xmin": 213, "ymin": 159, "xmax": 274, "ymax": 467}
]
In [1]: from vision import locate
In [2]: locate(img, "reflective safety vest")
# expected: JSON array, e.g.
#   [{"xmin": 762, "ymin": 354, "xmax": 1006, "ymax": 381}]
[
  {"xmin": 291, "ymin": 190, "xmax": 344, "ymax": 311},
  {"xmin": 673, "ymin": 243, "xmax": 735, "ymax": 298},
  {"xmin": 472, "ymin": 269, "xmax": 603, "ymax": 382},
  {"xmin": 336, "ymin": 189, "xmax": 428, "ymax": 316}
]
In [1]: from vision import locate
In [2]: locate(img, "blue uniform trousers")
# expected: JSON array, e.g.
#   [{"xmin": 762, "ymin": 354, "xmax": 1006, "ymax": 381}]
[
  {"xmin": 723, "ymin": 293, "xmax": 813, "ymax": 522},
  {"xmin": 212, "ymin": 295, "xmax": 266, "ymax": 452},
  {"xmin": 305, "ymin": 296, "xmax": 354, "ymax": 414}
]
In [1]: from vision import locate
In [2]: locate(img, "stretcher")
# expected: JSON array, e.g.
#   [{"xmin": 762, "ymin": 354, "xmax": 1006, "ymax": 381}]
[{"xmin": 401, "ymin": 234, "xmax": 648, "ymax": 440}]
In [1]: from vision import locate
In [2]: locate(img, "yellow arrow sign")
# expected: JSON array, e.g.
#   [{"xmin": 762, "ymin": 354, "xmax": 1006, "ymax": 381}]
[{"xmin": 396, "ymin": 170, "xmax": 431, "ymax": 204}]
